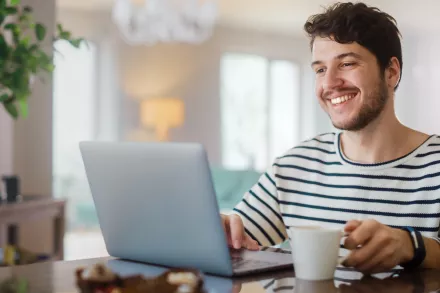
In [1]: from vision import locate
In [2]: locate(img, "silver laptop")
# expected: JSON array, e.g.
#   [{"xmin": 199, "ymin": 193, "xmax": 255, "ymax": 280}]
[{"xmin": 79, "ymin": 141, "xmax": 293, "ymax": 277}]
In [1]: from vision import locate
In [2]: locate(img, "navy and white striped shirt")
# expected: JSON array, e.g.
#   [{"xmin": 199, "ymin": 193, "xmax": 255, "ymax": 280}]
[{"xmin": 233, "ymin": 132, "xmax": 440, "ymax": 251}]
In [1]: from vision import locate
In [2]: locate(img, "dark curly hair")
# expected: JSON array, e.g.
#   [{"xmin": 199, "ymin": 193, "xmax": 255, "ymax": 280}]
[{"xmin": 304, "ymin": 2, "xmax": 403, "ymax": 89}]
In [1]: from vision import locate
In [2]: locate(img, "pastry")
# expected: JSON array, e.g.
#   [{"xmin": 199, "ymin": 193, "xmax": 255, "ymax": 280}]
[{"xmin": 75, "ymin": 263, "xmax": 206, "ymax": 293}]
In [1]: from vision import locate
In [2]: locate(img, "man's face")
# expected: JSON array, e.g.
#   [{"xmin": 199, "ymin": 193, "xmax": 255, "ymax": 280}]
[{"xmin": 311, "ymin": 37, "xmax": 389, "ymax": 131}]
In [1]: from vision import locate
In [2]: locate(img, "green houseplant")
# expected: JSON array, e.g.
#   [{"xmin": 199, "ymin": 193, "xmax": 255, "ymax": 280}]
[{"xmin": 0, "ymin": 0, "xmax": 85, "ymax": 119}]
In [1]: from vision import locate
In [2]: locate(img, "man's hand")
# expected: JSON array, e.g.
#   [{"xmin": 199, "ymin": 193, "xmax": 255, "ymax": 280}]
[
  {"xmin": 342, "ymin": 219, "xmax": 414, "ymax": 273},
  {"xmin": 221, "ymin": 214, "xmax": 259, "ymax": 250}
]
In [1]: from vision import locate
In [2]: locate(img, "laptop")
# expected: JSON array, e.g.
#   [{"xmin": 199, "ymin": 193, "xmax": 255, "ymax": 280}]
[{"xmin": 79, "ymin": 141, "xmax": 293, "ymax": 277}]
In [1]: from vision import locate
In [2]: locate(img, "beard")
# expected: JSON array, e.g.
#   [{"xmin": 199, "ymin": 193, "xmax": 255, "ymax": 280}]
[{"xmin": 330, "ymin": 78, "xmax": 388, "ymax": 131}]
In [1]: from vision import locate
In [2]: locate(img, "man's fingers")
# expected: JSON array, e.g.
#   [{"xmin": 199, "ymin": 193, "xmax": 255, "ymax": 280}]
[
  {"xmin": 343, "ymin": 233, "xmax": 385, "ymax": 269},
  {"xmin": 222, "ymin": 214, "xmax": 258, "ymax": 250},
  {"xmin": 229, "ymin": 215, "xmax": 245, "ymax": 249},
  {"xmin": 344, "ymin": 220, "xmax": 379, "ymax": 250},
  {"xmin": 368, "ymin": 259, "xmax": 398, "ymax": 275},
  {"xmin": 244, "ymin": 235, "xmax": 259, "ymax": 251},
  {"xmin": 221, "ymin": 215, "xmax": 228, "ymax": 234},
  {"xmin": 344, "ymin": 220, "xmax": 362, "ymax": 233},
  {"xmin": 221, "ymin": 215, "xmax": 233, "ymax": 246},
  {"xmin": 232, "ymin": 283, "xmax": 242, "ymax": 293},
  {"xmin": 356, "ymin": 244, "xmax": 397, "ymax": 272}
]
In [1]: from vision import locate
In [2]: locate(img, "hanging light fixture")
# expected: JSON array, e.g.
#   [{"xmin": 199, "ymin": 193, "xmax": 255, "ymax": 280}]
[{"xmin": 112, "ymin": 0, "xmax": 218, "ymax": 45}]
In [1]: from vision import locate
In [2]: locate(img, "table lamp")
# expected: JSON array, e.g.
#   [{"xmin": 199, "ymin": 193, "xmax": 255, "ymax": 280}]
[{"xmin": 140, "ymin": 97, "xmax": 184, "ymax": 141}]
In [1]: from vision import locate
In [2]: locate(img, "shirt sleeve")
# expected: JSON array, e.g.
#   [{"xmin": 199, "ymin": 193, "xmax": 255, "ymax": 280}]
[{"xmin": 231, "ymin": 164, "xmax": 287, "ymax": 247}]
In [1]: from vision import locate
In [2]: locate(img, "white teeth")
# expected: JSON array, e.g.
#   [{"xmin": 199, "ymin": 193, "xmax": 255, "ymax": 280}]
[{"xmin": 331, "ymin": 94, "xmax": 355, "ymax": 105}]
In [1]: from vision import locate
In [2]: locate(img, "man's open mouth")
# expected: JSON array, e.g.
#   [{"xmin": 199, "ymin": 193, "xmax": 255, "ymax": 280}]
[{"xmin": 330, "ymin": 93, "xmax": 357, "ymax": 105}]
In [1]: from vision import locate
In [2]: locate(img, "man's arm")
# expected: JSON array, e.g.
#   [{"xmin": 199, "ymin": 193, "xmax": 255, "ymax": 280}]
[{"xmin": 421, "ymin": 236, "xmax": 440, "ymax": 268}]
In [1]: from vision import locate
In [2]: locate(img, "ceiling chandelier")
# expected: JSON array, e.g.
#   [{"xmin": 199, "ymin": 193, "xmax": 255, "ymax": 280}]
[{"xmin": 112, "ymin": 0, "xmax": 218, "ymax": 45}]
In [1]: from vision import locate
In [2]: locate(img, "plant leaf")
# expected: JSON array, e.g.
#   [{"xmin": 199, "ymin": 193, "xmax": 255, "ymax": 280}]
[
  {"xmin": 23, "ymin": 5, "xmax": 32, "ymax": 13},
  {"xmin": 0, "ymin": 94, "xmax": 9, "ymax": 103},
  {"xmin": 18, "ymin": 98, "xmax": 28, "ymax": 118},
  {"xmin": 29, "ymin": 44, "xmax": 39, "ymax": 52},
  {"xmin": 8, "ymin": 23, "xmax": 21, "ymax": 45},
  {"xmin": 5, "ymin": 6, "xmax": 18, "ymax": 14},
  {"xmin": 4, "ymin": 23, "xmax": 17, "ymax": 30},
  {"xmin": 28, "ymin": 56, "xmax": 39, "ymax": 73},
  {"xmin": 10, "ymin": 0, "xmax": 20, "ymax": 6},
  {"xmin": 60, "ymin": 31, "xmax": 72, "ymax": 40},
  {"xmin": 3, "ymin": 101, "xmax": 18, "ymax": 119},
  {"xmin": 12, "ymin": 33, "xmax": 20, "ymax": 45},
  {"xmin": 0, "ymin": 35, "xmax": 8, "ymax": 57},
  {"xmin": 69, "ymin": 38, "xmax": 83, "ymax": 48},
  {"xmin": 0, "ymin": 12, "xmax": 5, "ymax": 26},
  {"xmin": 20, "ymin": 36, "xmax": 30, "ymax": 47},
  {"xmin": 35, "ymin": 23, "xmax": 46, "ymax": 41},
  {"xmin": 42, "ymin": 63, "xmax": 54, "ymax": 72}
]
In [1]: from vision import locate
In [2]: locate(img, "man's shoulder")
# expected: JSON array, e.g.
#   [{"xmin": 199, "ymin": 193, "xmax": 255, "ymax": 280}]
[
  {"xmin": 420, "ymin": 134, "xmax": 440, "ymax": 154},
  {"xmin": 416, "ymin": 134, "xmax": 440, "ymax": 150},
  {"xmin": 301, "ymin": 132, "xmax": 338, "ymax": 146},
  {"xmin": 274, "ymin": 132, "xmax": 338, "ymax": 162},
  {"xmin": 429, "ymin": 135, "xmax": 440, "ymax": 142}
]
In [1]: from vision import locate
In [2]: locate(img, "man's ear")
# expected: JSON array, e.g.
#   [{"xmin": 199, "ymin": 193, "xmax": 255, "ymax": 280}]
[{"xmin": 387, "ymin": 57, "xmax": 401, "ymax": 90}]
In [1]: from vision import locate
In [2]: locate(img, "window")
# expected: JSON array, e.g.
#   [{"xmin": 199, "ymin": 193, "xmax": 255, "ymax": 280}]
[
  {"xmin": 52, "ymin": 40, "xmax": 98, "ymax": 230},
  {"xmin": 220, "ymin": 53, "xmax": 300, "ymax": 171}
]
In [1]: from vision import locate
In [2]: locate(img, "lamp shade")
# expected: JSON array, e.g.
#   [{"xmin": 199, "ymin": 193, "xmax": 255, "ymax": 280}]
[{"xmin": 140, "ymin": 97, "xmax": 184, "ymax": 141}]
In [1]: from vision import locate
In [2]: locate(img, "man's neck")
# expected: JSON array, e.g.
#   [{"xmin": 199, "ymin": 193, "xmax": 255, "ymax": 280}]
[{"xmin": 340, "ymin": 108, "xmax": 429, "ymax": 164}]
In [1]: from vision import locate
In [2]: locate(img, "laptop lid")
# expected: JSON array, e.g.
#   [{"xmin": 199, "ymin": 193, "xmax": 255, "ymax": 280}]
[{"xmin": 79, "ymin": 141, "xmax": 234, "ymax": 276}]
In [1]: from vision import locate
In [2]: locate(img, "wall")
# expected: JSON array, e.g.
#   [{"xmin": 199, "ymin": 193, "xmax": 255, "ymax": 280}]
[
  {"xmin": 14, "ymin": 0, "xmax": 56, "ymax": 254},
  {"xmin": 58, "ymin": 8, "xmax": 329, "ymax": 165},
  {"xmin": 395, "ymin": 33, "xmax": 440, "ymax": 135},
  {"xmin": 0, "ymin": 111, "xmax": 13, "ymax": 180},
  {"xmin": 118, "ymin": 26, "xmax": 327, "ymax": 164}
]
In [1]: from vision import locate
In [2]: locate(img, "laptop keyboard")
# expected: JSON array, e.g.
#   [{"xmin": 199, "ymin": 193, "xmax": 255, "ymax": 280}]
[
  {"xmin": 230, "ymin": 247, "xmax": 292, "ymax": 271},
  {"xmin": 231, "ymin": 256, "xmax": 276, "ymax": 270}
]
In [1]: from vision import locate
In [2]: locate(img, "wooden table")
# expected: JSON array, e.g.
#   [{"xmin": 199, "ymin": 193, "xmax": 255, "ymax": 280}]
[
  {"xmin": 0, "ymin": 257, "xmax": 440, "ymax": 293},
  {"xmin": 0, "ymin": 197, "xmax": 66, "ymax": 261}
]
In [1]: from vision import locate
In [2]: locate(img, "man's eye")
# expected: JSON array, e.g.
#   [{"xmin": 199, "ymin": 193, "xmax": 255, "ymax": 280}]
[
  {"xmin": 315, "ymin": 68, "xmax": 325, "ymax": 74},
  {"xmin": 342, "ymin": 62, "xmax": 355, "ymax": 67}
]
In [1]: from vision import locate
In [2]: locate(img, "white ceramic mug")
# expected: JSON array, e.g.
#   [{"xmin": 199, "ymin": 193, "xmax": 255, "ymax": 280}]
[
  {"xmin": 288, "ymin": 226, "xmax": 342, "ymax": 281},
  {"xmin": 294, "ymin": 278, "xmax": 338, "ymax": 293}
]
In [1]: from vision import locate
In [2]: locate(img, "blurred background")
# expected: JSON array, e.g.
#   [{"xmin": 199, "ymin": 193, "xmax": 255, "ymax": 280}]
[{"xmin": 1, "ymin": 0, "xmax": 440, "ymax": 261}]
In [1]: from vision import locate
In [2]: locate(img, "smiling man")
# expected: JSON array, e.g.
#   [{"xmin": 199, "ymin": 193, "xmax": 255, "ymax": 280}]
[{"xmin": 220, "ymin": 2, "xmax": 440, "ymax": 273}]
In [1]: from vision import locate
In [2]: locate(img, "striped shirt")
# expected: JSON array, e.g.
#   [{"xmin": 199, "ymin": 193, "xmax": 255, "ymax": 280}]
[{"xmin": 233, "ymin": 132, "xmax": 440, "ymax": 252}]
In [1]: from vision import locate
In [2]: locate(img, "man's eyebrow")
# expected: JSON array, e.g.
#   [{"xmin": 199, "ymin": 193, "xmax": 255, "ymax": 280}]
[
  {"xmin": 336, "ymin": 52, "xmax": 363, "ymax": 60},
  {"xmin": 311, "ymin": 60, "xmax": 323, "ymax": 67},
  {"xmin": 311, "ymin": 52, "xmax": 363, "ymax": 67}
]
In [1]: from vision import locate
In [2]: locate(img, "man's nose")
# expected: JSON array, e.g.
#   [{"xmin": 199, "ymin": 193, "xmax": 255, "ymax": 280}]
[{"xmin": 322, "ymin": 69, "xmax": 344, "ymax": 92}]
